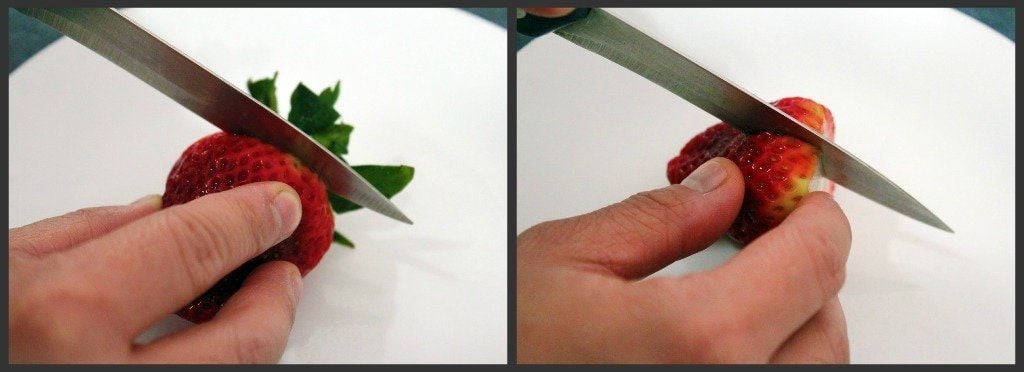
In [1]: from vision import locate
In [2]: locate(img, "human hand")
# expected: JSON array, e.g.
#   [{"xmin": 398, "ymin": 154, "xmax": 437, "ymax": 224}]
[
  {"xmin": 517, "ymin": 157, "xmax": 852, "ymax": 363},
  {"xmin": 9, "ymin": 182, "xmax": 304, "ymax": 363},
  {"xmin": 522, "ymin": 8, "xmax": 576, "ymax": 18}
]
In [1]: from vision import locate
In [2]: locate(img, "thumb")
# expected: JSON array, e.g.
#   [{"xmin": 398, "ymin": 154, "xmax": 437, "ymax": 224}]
[{"xmin": 523, "ymin": 157, "xmax": 744, "ymax": 279}]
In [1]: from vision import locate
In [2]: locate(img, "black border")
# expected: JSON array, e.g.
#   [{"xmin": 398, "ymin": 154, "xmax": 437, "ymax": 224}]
[
  {"xmin": 5, "ymin": 2, "xmax": 1020, "ymax": 367},
  {"xmin": 507, "ymin": 6, "xmax": 519, "ymax": 366}
]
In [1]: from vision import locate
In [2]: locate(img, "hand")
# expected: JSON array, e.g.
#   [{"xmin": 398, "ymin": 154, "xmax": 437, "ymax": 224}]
[
  {"xmin": 522, "ymin": 8, "xmax": 575, "ymax": 18},
  {"xmin": 517, "ymin": 158, "xmax": 852, "ymax": 363},
  {"xmin": 9, "ymin": 182, "xmax": 305, "ymax": 363}
]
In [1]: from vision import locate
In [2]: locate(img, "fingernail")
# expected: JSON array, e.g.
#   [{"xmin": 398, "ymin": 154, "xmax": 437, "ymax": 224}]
[
  {"xmin": 131, "ymin": 194, "xmax": 163, "ymax": 208},
  {"xmin": 680, "ymin": 158, "xmax": 728, "ymax": 194},
  {"xmin": 271, "ymin": 187, "xmax": 302, "ymax": 240},
  {"xmin": 288, "ymin": 268, "xmax": 304, "ymax": 305}
]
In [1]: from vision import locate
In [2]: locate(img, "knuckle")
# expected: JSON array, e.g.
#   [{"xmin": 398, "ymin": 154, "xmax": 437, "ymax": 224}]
[
  {"xmin": 517, "ymin": 222, "xmax": 555, "ymax": 252},
  {"xmin": 13, "ymin": 283, "xmax": 115, "ymax": 351},
  {"xmin": 793, "ymin": 227, "xmax": 847, "ymax": 300},
  {"xmin": 782, "ymin": 225, "xmax": 847, "ymax": 301},
  {"xmin": 610, "ymin": 199, "xmax": 661, "ymax": 238},
  {"xmin": 618, "ymin": 189, "xmax": 693, "ymax": 237},
  {"xmin": 630, "ymin": 188, "xmax": 684, "ymax": 209},
  {"xmin": 11, "ymin": 234, "xmax": 46, "ymax": 258},
  {"xmin": 65, "ymin": 206, "xmax": 119, "ymax": 232},
  {"xmin": 594, "ymin": 195, "xmax": 679, "ymax": 249},
  {"xmin": 66, "ymin": 206, "xmax": 106, "ymax": 221},
  {"xmin": 159, "ymin": 207, "xmax": 235, "ymax": 290},
  {"xmin": 623, "ymin": 189, "xmax": 688, "ymax": 225},
  {"xmin": 518, "ymin": 220, "xmax": 554, "ymax": 241},
  {"xmin": 225, "ymin": 195, "xmax": 280, "ymax": 249},
  {"xmin": 69, "ymin": 207, "xmax": 109, "ymax": 237},
  {"xmin": 520, "ymin": 217, "xmax": 589, "ymax": 249}
]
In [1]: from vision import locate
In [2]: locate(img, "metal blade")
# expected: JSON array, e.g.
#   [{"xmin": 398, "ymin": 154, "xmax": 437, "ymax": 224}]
[
  {"xmin": 555, "ymin": 8, "xmax": 951, "ymax": 232},
  {"xmin": 18, "ymin": 8, "xmax": 411, "ymax": 224}
]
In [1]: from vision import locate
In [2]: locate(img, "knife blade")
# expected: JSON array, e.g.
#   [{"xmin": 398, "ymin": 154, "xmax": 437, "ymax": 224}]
[
  {"xmin": 17, "ymin": 7, "xmax": 412, "ymax": 224},
  {"xmin": 520, "ymin": 8, "xmax": 952, "ymax": 233}
]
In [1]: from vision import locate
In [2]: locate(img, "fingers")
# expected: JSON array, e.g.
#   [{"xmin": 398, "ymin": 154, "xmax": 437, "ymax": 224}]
[
  {"xmin": 8, "ymin": 195, "xmax": 162, "ymax": 257},
  {"xmin": 771, "ymin": 297, "xmax": 849, "ymax": 364},
  {"xmin": 60, "ymin": 182, "xmax": 302, "ymax": 337},
  {"xmin": 699, "ymin": 192, "xmax": 851, "ymax": 355},
  {"xmin": 132, "ymin": 261, "xmax": 302, "ymax": 364},
  {"xmin": 520, "ymin": 158, "xmax": 744, "ymax": 279},
  {"xmin": 523, "ymin": 8, "xmax": 575, "ymax": 18}
]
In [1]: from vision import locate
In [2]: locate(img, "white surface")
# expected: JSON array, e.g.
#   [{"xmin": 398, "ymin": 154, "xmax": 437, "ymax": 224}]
[
  {"xmin": 517, "ymin": 8, "xmax": 1013, "ymax": 363},
  {"xmin": 10, "ymin": 8, "xmax": 507, "ymax": 363}
]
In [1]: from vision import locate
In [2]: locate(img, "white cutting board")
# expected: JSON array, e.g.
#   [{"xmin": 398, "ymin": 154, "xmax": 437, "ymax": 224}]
[
  {"xmin": 517, "ymin": 8, "xmax": 1013, "ymax": 363},
  {"xmin": 10, "ymin": 8, "xmax": 507, "ymax": 363}
]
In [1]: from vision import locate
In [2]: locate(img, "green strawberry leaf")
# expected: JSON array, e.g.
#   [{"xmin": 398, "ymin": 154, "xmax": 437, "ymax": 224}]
[
  {"xmin": 329, "ymin": 165, "xmax": 415, "ymax": 214},
  {"xmin": 288, "ymin": 83, "xmax": 340, "ymax": 133},
  {"xmin": 246, "ymin": 73, "xmax": 414, "ymax": 248},
  {"xmin": 319, "ymin": 81, "xmax": 341, "ymax": 106},
  {"xmin": 311, "ymin": 123, "xmax": 354, "ymax": 159},
  {"xmin": 247, "ymin": 72, "xmax": 279, "ymax": 112},
  {"xmin": 333, "ymin": 231, "xmax": 355, "ymax": 248}
]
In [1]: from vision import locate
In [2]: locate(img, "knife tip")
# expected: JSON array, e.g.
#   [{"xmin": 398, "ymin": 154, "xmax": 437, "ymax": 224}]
[
  {"xmin": 937, "ymin": 221, "xmax": 954, "ymax": 234},
  {"xmin": 380, "ymin": 204, "xmax": 414, "ymax": 225},
  {"xmin": 922, "ymin": 213, "xmax": 954, "ymax": 233}
]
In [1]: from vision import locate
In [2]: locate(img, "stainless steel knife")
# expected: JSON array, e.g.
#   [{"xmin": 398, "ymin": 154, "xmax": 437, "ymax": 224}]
[
  {"xmin": 17, "ymin": 7, "xmax": 412, "ymax": 224},
  {"xmin": 518, "ymin": 8, "xmax": 952, "ymax": 233}
]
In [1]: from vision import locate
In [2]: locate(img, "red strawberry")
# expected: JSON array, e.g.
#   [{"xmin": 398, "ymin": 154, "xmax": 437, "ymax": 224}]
[
  {"xmin": 667, "ymin": 97, "xmax": 835, "ymax": 245},
  {"xmin": 163, "ymin": 132, "xmax": 335, "ymax": 323},
  {"xmin": 163, "ymin": 74, "xmax": 413, "ymax": 323}
]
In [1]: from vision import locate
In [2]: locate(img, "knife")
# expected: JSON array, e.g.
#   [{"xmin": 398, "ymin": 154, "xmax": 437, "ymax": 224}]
[
  {"xmin": 518, "ymin": 8, "xmax": 952, "ymax": 233},
  {"xmin": 17, "ymin": 7, "xmax": 412, "ymax": 224}
]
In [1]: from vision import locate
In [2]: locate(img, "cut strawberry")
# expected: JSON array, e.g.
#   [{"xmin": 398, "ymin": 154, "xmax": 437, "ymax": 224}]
[{"xmin": 667, "ymin": 97, "xmax": 835, "ymax": 245}]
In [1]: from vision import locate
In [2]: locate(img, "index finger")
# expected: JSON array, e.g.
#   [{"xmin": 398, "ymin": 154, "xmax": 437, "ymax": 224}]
[
  {"xmin": 56, "ymin": 182, "xmax": 302, "ymax": 338},
  {"xmin": 8, "ymin": 196, "xmax": 162, "ymax": 257},
  {"xmin": 696, "ymin": 192, "xmax": 851, "ymax": 356}
]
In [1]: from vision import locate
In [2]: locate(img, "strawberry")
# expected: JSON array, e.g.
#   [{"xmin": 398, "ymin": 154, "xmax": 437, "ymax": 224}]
[
  {"xmin": 666, "ymin": 97, "xmax": 835, "ymax": 245},
  {"xmin": 163, "ymin": 73, "xmax": 413, "ymax": 323}
]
